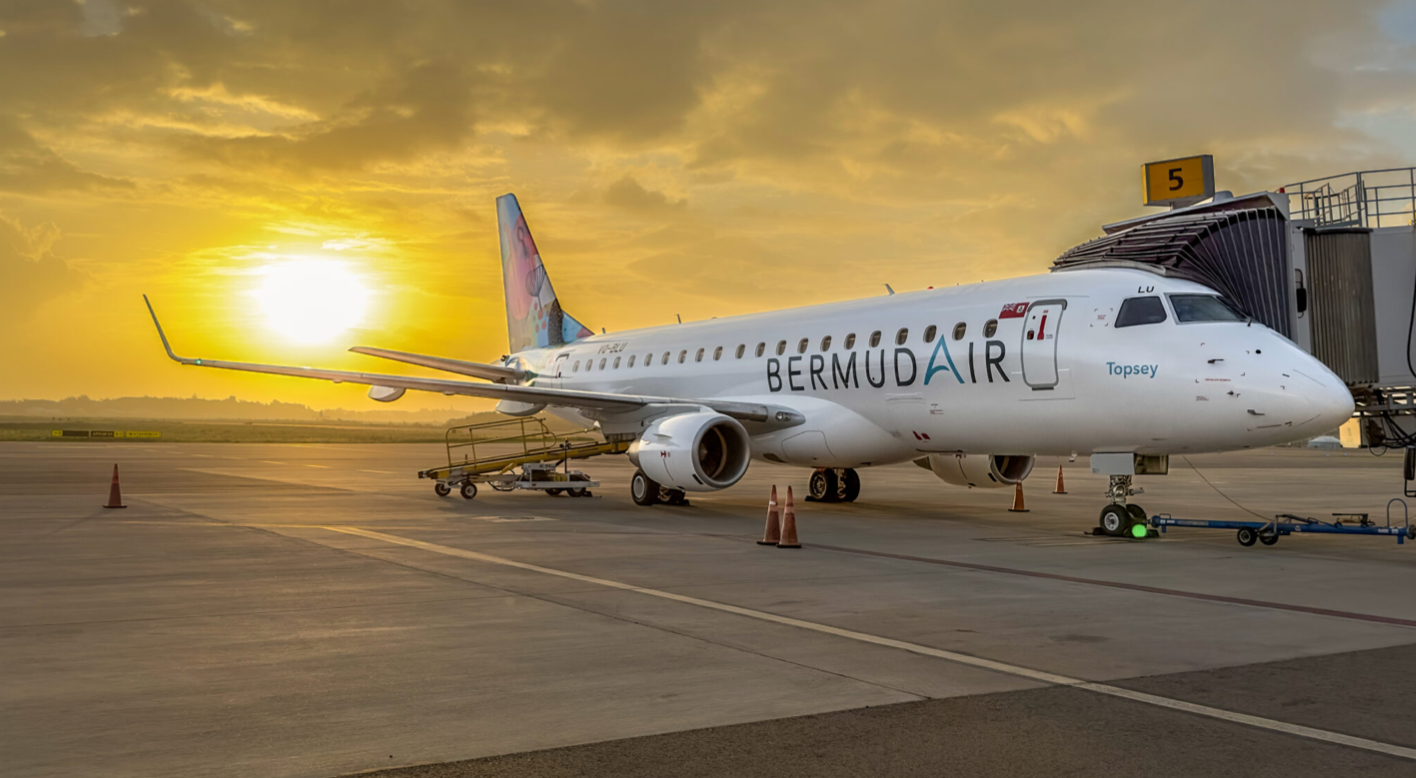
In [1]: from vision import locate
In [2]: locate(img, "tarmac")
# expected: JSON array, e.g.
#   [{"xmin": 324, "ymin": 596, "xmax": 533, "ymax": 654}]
[{"xmin": 1, "ymin": 441, "xmax": 1413, "ymax": 777}]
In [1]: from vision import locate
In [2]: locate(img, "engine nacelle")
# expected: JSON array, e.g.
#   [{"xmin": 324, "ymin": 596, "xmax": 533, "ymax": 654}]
[
  {"xmin": 628, "ymin": 412, "xmax": 751, "ymax": 492},
  {"xmin": 921, "ymin": 453, "xmax": 1034, "ymax": 489}
]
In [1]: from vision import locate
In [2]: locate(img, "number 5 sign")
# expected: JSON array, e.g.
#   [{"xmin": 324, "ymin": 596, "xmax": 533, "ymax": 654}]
[{"xmin": 1143, "ymin": 154, "xmax": 1214, "ymax": 207}]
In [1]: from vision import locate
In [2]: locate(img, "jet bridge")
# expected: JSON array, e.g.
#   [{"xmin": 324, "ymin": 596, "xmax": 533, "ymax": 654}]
[{"xmin": 1053, "ymin": 166, "xmax": 1416, "ymax": 449}]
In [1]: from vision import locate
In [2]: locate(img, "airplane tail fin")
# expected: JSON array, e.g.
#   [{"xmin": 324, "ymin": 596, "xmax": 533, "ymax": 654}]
[{"xmin": 496, "ymin": 194, "xmax": 592, "ymax": 353}]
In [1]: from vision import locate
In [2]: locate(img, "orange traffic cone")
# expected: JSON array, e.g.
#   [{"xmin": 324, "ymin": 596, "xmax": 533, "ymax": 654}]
[
  {"xmin": 1008, "ymin": 481, "xmax": 1028, "ymax": 513},
  {"xmin": 1052, "ymin": 466, "xmax": 1067, "ymax": 495},
  {"xmin": 778, "ymin": 486, "xmax": 801, "ymax": 548},
  {"xmin": 757, "ymin": 485, "xmax": 782, "ymax": 545},
  {"xmin": 103, "ymin": 464, "xmax": 126, "ymax": 509}
]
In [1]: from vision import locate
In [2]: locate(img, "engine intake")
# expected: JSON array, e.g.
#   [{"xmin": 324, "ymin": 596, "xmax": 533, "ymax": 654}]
[
  {"xmin": 920, "ymin": 453, "xmax": 1034, "ymax": 489},
  {"xmin": 629, "ymin": 412, "xmax": 752, "ymax": 492}
]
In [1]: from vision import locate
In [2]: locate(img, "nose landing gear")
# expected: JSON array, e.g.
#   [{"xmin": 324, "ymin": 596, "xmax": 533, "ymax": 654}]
[{"xmin": 1096, "ymin": 475, "xmax": 1156, "ymax": 538}]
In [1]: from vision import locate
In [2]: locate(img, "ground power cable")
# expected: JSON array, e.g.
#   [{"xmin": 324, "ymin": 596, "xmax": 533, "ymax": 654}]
[{"xmin": 1180, "ymin": 455, "xmax": 1271, "ymax": 521}]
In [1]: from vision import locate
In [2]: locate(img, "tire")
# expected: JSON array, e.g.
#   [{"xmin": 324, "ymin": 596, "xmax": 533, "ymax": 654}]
[
  {"xmin": 631, "ymin": 470, "xmax": 659, "ymax": 506},
  {"xmin": 546, "ymin": 488, "xmax": 564, "ymax": 496},
  {"xmin": 1236, "ymin": 527, "xmax": 1258, "ymax": 547},
  {"xmin": 1126, "ymin": 504, "xmax": 1147, "ymax": 524},
  {"xmin": 1099, "ymin": 504, "xmax": 1129, "ymax": 537},
  {"xmin": 568, "ymin": 473, "xmax": 590, "ymax": 497},
  {"xmin": 1259, "ymin": 531, "xmax": 1280, "ymax": 546},
  {"xmin": 460, "ymin": 482, "xmax": 478, "ymax": 500},
  {"xmin": 842, "ymin": 469, "xmax": 861, "ymax": 502},
  {"xmin": 434, "ymin": 482, "xmax": 451, "ymax": 497},
  {"xmin": 809, "ymin": 468, "xmax": 838, "ymax": 502}
]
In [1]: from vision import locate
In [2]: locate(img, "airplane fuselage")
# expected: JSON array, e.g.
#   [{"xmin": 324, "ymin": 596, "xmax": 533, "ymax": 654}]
[{"xmin": 512, "ymin": 268, "xmax": 1353, "ymax": 467}]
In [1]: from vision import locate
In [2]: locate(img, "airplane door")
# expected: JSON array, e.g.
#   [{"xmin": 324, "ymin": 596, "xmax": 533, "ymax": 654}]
[
  {"xmin": 1021, "ymin": 299, "xmax": 1066, "ymax": 388},
  {"xmin": 548, "ymin": 352, "xmax": 570, "ymax": 386}
]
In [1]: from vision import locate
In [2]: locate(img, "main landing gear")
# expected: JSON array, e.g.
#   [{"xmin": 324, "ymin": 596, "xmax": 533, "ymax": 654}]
[
  {"xmin": 1096, "ymin": 474, "xmax": 1153, "ymax": 538},
  {"xmin": 808, "ymin": 468, "xmax": 860, "ymax": 503},
  {"xmin": 630, "ymin": 469, "xmax": 689, "ymax": 507}
]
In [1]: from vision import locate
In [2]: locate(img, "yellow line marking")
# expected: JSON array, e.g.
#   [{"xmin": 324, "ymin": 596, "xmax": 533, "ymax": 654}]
[
  {"xmin": 305, "ymin": 464, "xmax": 329, "ymax": 468},
  {"xmin": 323, "ymin": 525, "xmax": 1416, "ymax": 762},
  {"xmin": 359, "ymin": 469, "xmax": 393, "ymax": 474}
]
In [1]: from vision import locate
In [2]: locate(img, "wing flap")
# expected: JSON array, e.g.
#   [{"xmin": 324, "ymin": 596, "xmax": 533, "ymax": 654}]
[{"xmin": 348, "ymin": 346, "xmax": 523, "ymax": 382}]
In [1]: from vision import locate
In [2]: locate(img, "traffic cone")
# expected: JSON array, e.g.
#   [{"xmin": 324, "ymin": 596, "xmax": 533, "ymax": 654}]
[
  {"xmin": 757, "ymin": 485, "xmax": 782, "ymax": 545},
  {"xmin": 1008, "ymin": 481, "xmax": 1028, "ymax": 513},
  {"xmin": 778, "ymin": 486, "xmax": 801, "ymax": 548},
  {"xmin": 1052, "ymin": 466, "xmax": 1067, "ymax": 495},
  {"xmin": 103, "ymin": 464, "xmax": 126, "ymax": 509}
]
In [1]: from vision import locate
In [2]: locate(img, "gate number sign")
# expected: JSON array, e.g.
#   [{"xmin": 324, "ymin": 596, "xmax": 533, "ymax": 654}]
[{"xmin": 1143, "ymin": 154, "xmax": 1214, "ymax": 207}]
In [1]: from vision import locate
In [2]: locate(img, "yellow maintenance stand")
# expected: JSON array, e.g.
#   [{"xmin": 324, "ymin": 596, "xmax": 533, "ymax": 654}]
[{"xmin": 418, "ymin": 416, "xmax": 629, "ymax": 500}]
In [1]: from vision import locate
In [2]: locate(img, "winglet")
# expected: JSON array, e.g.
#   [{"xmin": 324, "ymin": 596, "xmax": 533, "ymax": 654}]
[{"xmin": 143, "ymin": 295, "xmax": 197, "ymax": 365}]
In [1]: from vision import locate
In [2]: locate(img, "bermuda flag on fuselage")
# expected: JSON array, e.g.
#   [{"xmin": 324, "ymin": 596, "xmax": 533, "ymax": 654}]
[{"xmin": 999, "ymin": 302, "xmax": 1029, "ymax": 319}]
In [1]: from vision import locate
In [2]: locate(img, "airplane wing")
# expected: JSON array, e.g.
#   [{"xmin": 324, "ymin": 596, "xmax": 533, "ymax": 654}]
[
  {"xmin": 348, "ymin": 346, "xmax": 524, "ymax": 382},
  {"xmin": 143, "ymin": 297, "xmax": 787, "ymax": 424}
]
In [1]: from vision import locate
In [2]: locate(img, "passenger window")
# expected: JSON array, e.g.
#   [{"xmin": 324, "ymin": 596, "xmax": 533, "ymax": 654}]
[
  {"xmin": 679, "ymin": 350, "xmax": 687, "ymax": 363},
  {"xmin": 984, "ymin": 319, "xmax": 997, "ymax": 337},
  {"xmin": 714, "ymin": 346, "xmax": 723, "ymax": 361},
  {"xmin": 895, "ymin": 328, "xmax": 908, "ymax": 345},
  {"xmin": 869, "ymin": 331, "xmax": 881, "ymax": 348},
  {"xmin": 613, "ymin": 357, "xmax": 621, "ymax": 369},
  {"xmin": 755, "ymin": 342, "xmax": 765, "ymax": 357},
  {"xmin": 585, "ymin": 360, "xmax": 593, "ymax": 372},
  {"xmin": 599, "ymin": 358, "xmax": 606, "ymax": 370},
  {"xmin": 644, "ymin": 353, "xmax": 652, "ymax": 366},
  {"xmin": 820, "ymin": 335, "xmax": 832, "ymax": 351},
  {"xmin": 953, "ymin": 322, "xmax": 966, "ymax": 341},
  {"xmin": 1116, "ymin": 296, "xmax": 1168, "ymax": 328},
  {"xmin": 923, "ymin": 325, "xmax": 937, "ymax": 343},
  {"xmin": 776, "ymin": 340, "xmax": 787, "ymax": 356},
  {"xmin": 628, "ymin": 355, "xmax": 636, "ymax": 368},
  {"xmin": 573, "ymin": 361, "xmax": 581, "ymax": 372},
  {"xmin": 695, "ymin": 348, "xmax": 704, "ymax": 362},
  {"xmin": 845, "ymin": 333, "xmax": 856, "ymax": 349},
  {"xmin": 736, "ymin": 344, "xmax": 746, "ymax": 359},
  {"xmin": 662, "ymin": 352, "xmax": 671, "ymax": 365}
]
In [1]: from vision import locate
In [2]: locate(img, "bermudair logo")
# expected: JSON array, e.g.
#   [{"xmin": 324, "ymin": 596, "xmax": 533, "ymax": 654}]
[{"xmin": 1108, "ymin": 362, "xmax": 1159, "ymax": 379}]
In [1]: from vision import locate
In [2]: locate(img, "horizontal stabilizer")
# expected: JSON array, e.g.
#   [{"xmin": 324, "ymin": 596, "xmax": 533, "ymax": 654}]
[{"xmin": 349, "ymin": 346, "xmax": 523, "ymax": 382}]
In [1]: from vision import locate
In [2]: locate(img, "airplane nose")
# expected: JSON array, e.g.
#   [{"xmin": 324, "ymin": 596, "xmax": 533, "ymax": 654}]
[{"xmin": 1286, "ymin": 357, "xmax": 1354, "ymax": 433}]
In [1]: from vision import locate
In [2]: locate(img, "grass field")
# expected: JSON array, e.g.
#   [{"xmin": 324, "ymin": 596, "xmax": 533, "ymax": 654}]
[{"xmin": 0, "ymin": 415, "xmax": 593, "ymax": 444}]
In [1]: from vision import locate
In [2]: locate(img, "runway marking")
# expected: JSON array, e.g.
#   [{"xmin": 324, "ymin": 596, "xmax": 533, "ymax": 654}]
[
  {"xmin": 324, "ymin": 526, "xmax": 1416, "ymax": 762},
  {"xmin": 359, "ymin": 469, "xmax": 393, "ymax": 474},
  {"xmin": 807, "ymin": 544, "xmax": 1416, "ymax": 630},
  {"xmin": 304, "ymin": 464, "xmax": 330, "ymax": 468},
  {"xmin": 261, "ymin": 460, "xmax": 287, "ymax": 465}
]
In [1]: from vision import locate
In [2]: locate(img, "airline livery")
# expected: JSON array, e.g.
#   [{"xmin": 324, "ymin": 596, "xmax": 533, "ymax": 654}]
[{"xmin": 145, "ymin": 194, "xmax": 1354, "ymax": 536}]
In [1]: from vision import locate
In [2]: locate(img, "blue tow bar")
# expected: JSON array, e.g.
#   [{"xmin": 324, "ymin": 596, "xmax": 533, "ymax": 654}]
[{"xmin": 1150, "ymin": 501, "xmax": 1413, "ymax": 547}]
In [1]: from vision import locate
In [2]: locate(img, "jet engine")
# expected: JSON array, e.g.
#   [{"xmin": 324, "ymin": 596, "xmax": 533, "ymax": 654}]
[
  {"xmin": 920, "ymin": 453, "xmax": 1034, "ymax": 489},
  {"xmin": 629, "ymin": 412, "xmax": 752, "ymax": 492}
]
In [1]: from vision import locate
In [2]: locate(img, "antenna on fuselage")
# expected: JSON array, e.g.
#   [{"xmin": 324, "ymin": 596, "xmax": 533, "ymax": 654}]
[
  {"xmin": 676, "ymin": 314, "xmax": 682, "ymax": 323},
  {"xmin": 884, "ymin": 284, "xmax": 895, "ymax": 296}
]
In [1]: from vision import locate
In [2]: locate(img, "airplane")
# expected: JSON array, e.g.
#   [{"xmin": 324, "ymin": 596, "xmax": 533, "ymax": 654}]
[{"xmin": 144, "ymin": 193, "xmax": 1355, "ymax": 536}]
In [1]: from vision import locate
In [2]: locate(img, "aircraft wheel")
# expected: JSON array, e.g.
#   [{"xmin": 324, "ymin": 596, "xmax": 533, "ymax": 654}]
[
  {"xmin": 631, "ymin": 470, "xmax": 659, "ymax": 506},
  {"xmin": 460, "ymin": 482, "xmax": 478, "ymax": 500},
  {"xmin": 809, "ymin": 468, "xmax": 838, "ymax": 502},
  {"xmin": 1099, "ymin": 504, "xmax": 1129, "ymax": 537},
  {"xmin": 1259, "ymin": 531, "xmax": 1280, "ymax": 546},
  {"xmin": 434, "ymin": 482, "xmax": 451, "ymax": 497},
  {"xmin": 1236, "ymin": 527, "xmax": 1258, "ymax": 547},
  {"xmin": 842, "ymin": 469, "xmax": 861, "ymax": 502}
]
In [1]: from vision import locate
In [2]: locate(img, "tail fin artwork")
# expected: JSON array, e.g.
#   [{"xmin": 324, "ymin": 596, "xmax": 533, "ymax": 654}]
[{"xmin": 497, "ymin": 194, "xmax": 593, "ymax": 353}]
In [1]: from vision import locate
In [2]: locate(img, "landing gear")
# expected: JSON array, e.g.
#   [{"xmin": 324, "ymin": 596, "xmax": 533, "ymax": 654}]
[
  {"xmin": 663, "ymin": 489, "xmax": 689, "ymax": 506},
  {"xmin": 808, "ymin": 468, "xmax": 860, "ymax": 503},
  {"xmin": 1096, "ymin": 475, "xmax": 1150, "ymax": 537},
  {"xmin": 631, "ymin": 470, "xmax": 659, "ymax": 506}
]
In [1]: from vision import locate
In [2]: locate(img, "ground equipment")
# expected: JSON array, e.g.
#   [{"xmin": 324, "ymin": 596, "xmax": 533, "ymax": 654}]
[
  {"xmin": 1149, "ymin": 501, "xmax": 1412, "ymax": 547},
  {"xmin": 418, "ymin": 416, "xmax": 628, "ymax": 500}
]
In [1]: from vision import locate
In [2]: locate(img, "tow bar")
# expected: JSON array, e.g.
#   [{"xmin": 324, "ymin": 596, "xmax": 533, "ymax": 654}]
[{"xmin": 1149, "ymin": 500, "xmax": 1413, "ymax": 547}]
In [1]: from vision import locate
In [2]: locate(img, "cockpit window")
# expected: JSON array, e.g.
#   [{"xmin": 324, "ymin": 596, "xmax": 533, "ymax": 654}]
[
  {"xmin": 1115, "ymin": 296, "xmax": 1167, "ymax": 328},
  {"xmin": 1168, "ymin": 294, "xmax": 1246, "ymax": 323}
]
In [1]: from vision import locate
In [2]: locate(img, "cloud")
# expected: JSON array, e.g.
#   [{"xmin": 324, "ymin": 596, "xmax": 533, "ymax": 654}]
[
  {"xmin": 0, "ymin": 116, "xmax": 133, "ymax": 194},
  {"xmin": 0, "ymin": 213, "xmax": 83, "ymax": 321},
  {"xmin": 604, "ymin": 175, "xmax": 686, "ymax": 211}
]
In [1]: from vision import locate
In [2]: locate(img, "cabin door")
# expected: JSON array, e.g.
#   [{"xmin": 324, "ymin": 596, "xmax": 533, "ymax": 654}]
[{"xmin": 1020, "ymin": 300, "xmax": 1066, "ymax": 388}]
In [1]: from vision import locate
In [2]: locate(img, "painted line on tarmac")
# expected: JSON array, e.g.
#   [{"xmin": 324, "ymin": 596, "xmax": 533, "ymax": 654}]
[
  {"xmin": 806, "ymin": 543, "xmax": 1416, "ymax": 630},
  {"xmin": 323, "ymin": 525, "xmax": 1416, "ymax": 762}
]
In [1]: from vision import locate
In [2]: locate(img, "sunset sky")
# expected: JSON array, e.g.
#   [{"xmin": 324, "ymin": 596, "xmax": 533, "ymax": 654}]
[{"xmin": 3, "ymin": 0, "xmax": 1415, "ymax": 412}]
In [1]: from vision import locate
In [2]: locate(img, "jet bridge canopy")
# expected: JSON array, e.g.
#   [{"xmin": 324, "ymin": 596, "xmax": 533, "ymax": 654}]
[{"xmin": 1052, "ymin": 204, "xmax": 1291, "ymax": 337}]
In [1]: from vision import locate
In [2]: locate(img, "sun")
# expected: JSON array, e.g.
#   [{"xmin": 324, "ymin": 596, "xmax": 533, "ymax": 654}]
[{"xmin": 256, "ymin": 259, "xmax": 370, "ymax": 344}]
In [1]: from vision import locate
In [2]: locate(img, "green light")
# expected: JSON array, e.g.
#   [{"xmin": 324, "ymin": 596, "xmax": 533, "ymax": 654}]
[{"xmin": 1131, "ymin": 523, "xmax": 1149, "ymax": 539}]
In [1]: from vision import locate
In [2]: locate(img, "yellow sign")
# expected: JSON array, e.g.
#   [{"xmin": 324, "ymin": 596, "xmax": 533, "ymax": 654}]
[
  {"xmin": 1143, "ymin": 155, "xmax": 1214, "ymax": 206},
  {"xmin": 122, "ymin": 431, "xmax": 162, "ymax": 438},
  {"xmin": 49, "ymin": 430, "xmax": 161, "ymax": 439}
]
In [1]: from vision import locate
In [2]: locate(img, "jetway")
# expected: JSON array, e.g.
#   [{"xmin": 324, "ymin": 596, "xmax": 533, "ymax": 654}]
[{"xmin": 1053, "ymin": 165, "xmax": 1416, "ymax": 448}]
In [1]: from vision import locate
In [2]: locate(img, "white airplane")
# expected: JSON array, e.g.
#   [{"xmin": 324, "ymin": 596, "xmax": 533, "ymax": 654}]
[{"xmin": 144, "ymin": 194, "xmax": 1354, "ymax": 535}]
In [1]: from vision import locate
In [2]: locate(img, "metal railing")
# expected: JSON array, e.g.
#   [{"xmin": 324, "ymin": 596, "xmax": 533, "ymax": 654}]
[
  {"xmin": 445, "ymin": 416, "xmax": 562, "ymax": 467},
  {"xmin": 1280, "ymin": 168, "xmax": 1416, "ymax": 229}
]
